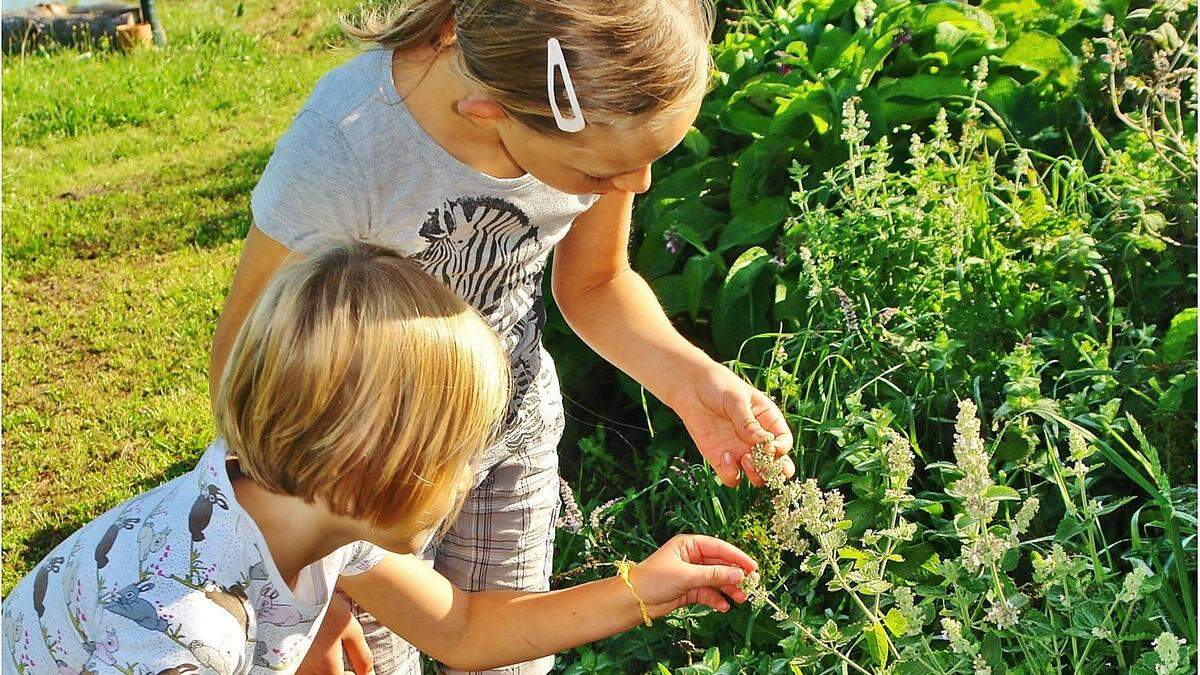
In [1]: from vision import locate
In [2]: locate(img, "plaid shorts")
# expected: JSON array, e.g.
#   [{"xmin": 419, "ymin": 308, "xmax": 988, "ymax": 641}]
[{"xmin": 353, "ymin": 415, "xmax": 563, "ymax": 674}]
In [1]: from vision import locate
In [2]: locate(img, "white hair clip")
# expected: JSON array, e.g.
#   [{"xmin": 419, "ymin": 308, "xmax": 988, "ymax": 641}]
[{"xmin": 547, "ymin": 37, "xmax": 586, "ymax": 133}]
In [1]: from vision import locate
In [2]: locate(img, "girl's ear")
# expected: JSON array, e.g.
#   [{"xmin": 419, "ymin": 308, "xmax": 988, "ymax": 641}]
[{"xmin": 457, "ymin": 93, "xmax": 508, "ymax": 126}]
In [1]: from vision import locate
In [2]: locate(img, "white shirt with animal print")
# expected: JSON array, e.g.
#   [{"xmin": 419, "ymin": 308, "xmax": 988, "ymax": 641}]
[{"xmin": 2, "ymin": 439, "xmax": 385, "ymax": 674}]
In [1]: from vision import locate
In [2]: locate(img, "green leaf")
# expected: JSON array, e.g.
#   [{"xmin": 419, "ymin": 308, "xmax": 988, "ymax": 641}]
[
  {"xmin": 1161, "ymin": 308, "xmax": 1197, "ymax": 363},
  {"xmin": 915, "ymin": 3, "xmax": 1002, "ymax": 53},
  {"xmin": 730, "ymin": 138, "xmax": 790, "ymax": 214},
  {"xmin": 862, "ymin": 623, "xmax": 889, "ymax": 668},
  {"xmin": 1000, "ymin": 30, "xmax": 1077, "ymax": 87},
  {"xmin": 883, "ymin": 608, "xmax": 909, "ymax": 637},
  {"xmin": 720, "ymin": 100, "xmax": 773, "ymax": 136},
  {"xmin": 681, "ymin": 127, "xmax": 711, "ymax": 159},
  {"xmin": 874, "ymin": 72, "xmax": 974, "ymax": 102},
  {"xmin": 652, "ymin": 275, "xmax": 688, "ymax": 316},
  {"xmin": 712, "ymin": 247, "xmax": 772, "ymax": 359},
  {"xmin": 681, "ymin": 254, "xmax": 720, "ymax": 321},
  {"xmin": 839, "ymin": 546, "xmax": 870, "ymax": 560},
  {"xmin": 812, "ymin": 26, "xmax": 858, "ymax": 72},
  {"xmin": 984, "ymin": 485, "xmax": 1021, "ymax": 501},
  {"xmin": 718, "ymin": 197, "xmax": 791, "ymax": 251}
]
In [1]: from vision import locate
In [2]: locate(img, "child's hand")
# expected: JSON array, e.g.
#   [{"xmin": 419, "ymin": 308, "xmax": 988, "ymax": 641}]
[
  {"xmin": 668, "ymin": 362, "xmax": 796, "ymax": 488},
  {"xmin": 628, "ymin": 534, "xmax": 757, "ymax": 617}
]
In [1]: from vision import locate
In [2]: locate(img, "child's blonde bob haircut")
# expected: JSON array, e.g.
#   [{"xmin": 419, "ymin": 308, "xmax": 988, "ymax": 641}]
[{"xmin": 215, "ymin": 241, "xmax": 509, "ymax": 538}]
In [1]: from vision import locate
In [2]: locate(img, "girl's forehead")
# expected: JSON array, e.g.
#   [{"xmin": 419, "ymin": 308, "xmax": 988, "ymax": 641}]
[{"xmin": 572, "ymin": 101, "xmax": 701, "ymax": 174}]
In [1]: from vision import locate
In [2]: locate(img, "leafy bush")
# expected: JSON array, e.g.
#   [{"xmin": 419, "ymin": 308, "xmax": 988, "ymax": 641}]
[{"xmin": 549, "ymin": 1, "xmax": 1197, "ymax": 672}]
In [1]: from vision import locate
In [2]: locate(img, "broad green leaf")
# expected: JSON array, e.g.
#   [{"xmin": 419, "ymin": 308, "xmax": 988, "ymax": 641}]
[
  {"xmin": 712, "ymin": 247, "xmax": 772, "ymax": 359},
  {"xmin": 1000, "ymin": 30, "xmax": 1077, "ymax": 87},
  {"xmin": 981, "ymin": 0, "xmax": 1040, "ymax": 26},
  {"xmin": 812, "ymin": 26, "xmax": 858, "ymax": 72},
  {"xmin": 718, "ymin": 197, "xmax": 791, "ymax": 251},
  {"xmin": 730, "ymin": 139, "xmax": 790, "ymax": 214},
  {"xmin": 875, "ymin": 72, "xmax": 973, "ymax": 102},
  {"xmin": 682, "ymin": 254, "xmax": 720, "ymax": 321},
  {"xmin": 915, "ymin": 3, "xmax": 1002, "ymax": 53},
  {"xmin": 681, "ymin": 127, "xmax": 711, "ymax": 159},
  {"xmin": 719, "ymin": 100, "xmax": 773, "ymax": 137},
  {"xmin": 769, "ymin": 83, "xmax": 835, "ymax": 138},
  {"xmin": 1160, "ymin": 308, "xmax": 1197, "ymax": 363},
  {"xmin": 651, "ymin": 275, "xmax": 688, "ymax": 316}
]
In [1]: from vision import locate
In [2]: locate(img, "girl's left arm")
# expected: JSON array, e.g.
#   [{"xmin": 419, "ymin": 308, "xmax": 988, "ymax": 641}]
[{"xmin": 552, "ymin": 191, "xmax": 794, "ymax": 487}]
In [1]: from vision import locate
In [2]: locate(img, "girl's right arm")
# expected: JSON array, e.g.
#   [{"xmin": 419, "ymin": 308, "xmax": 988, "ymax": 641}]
[
  {"xmin": 208, "ymin": 226, "xmax": 295, "ymax": 404},
  {"xmin": 340, "ymin": 535, "xmax": 756, "ymax": 672}
]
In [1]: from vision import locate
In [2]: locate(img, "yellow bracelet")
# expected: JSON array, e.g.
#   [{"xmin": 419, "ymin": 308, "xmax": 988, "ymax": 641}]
[{"xmin": 615, "ymin": 559, "xmax": 652, "ymax": 627}]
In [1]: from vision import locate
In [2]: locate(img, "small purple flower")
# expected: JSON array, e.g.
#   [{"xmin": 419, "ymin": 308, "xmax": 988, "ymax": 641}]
[
  {"xmin": 778, "ymin": 64, "xmax": 793, "ymax": 75},
  {"xmin": 556, "ymin": 478, "xmax": 584, "ymax": 534},
  {"xmin": 892, "ymin": 26, "xmax": 913, "ymax": 48},
  {"xmin": 663, "ymin": 229, "xmax": 684, "ymax": 255}
]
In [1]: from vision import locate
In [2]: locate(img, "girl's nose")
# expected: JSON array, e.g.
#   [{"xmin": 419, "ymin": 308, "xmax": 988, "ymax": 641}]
[{"xmin": 612, "ymin": 166, "xmax": 652, "ymax": 194}]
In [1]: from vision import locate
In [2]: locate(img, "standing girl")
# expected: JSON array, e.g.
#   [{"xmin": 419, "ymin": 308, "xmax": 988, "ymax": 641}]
[{"xmin": 210, "ymin": 0, "xmax": 796, "ymax": 672}]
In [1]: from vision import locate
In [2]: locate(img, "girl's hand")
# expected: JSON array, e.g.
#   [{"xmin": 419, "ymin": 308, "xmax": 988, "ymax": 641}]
[
  {"xmin": 295, "ymin": 590, "xmax": 373, "ymax": 675},
  {"xmin": 629, "ymin": 534, "xmax": 757, "ymax": 617},
  {"xmin": 668, "ymin": 362, "xmax": 796, "ymax": 487}
]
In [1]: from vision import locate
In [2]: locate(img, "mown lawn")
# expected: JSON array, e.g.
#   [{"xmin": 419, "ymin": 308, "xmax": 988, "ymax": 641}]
[{"xmin": 1, "ymin": 0, "xmax": 355, "ymax": 593}]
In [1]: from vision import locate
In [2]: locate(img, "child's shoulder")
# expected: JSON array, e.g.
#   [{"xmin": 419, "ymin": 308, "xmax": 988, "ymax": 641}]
[
  {"xmin": 2, "ymin": 442, "xmax": 259, "ymax": 672},
  {"xmin": 301, "ymin": 47, "xmax": 393, "ymax": 128}
]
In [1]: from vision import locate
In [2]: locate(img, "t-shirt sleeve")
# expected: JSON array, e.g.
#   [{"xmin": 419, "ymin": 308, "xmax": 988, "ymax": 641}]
[
  {"xmin": 339, "ymin": 540, "xmax": 387, "ymax": 577},
  {"xmin": 251, "ymin": 109, "xmax": 372, "ymax": 252}
]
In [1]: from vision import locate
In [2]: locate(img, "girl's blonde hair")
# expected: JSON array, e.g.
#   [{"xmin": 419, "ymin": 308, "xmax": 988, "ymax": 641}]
[
  {"xmin": 347, "ymin": 0, "xmax": 716, "ymax": 133},
  {"xmin": 215, "ymin": 241, "xmax": 509, "ymax": 538}
]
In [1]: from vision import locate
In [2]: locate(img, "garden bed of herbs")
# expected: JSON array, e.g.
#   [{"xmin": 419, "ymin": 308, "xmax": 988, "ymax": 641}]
[{"xmin": 547, "ymin": 1, "xmax": 1198, "ymax": 673}]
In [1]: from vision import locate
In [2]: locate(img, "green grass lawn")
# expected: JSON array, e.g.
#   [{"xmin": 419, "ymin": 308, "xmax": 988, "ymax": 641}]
[{"xmin": 1, "ymin": 0, "xmax": 355, "ymax": 593}]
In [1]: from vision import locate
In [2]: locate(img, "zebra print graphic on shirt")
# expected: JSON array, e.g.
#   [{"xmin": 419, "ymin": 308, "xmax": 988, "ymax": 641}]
[{"xmin": 416, "ymin": 196, "xmax": 557, "ymax": 443}]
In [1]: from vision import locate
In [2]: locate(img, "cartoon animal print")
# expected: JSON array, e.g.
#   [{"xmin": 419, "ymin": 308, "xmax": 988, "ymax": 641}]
[
  {"xmin": 156, "ymin": 665, "xmax": 199, "ymax": 675},
  {"xmin": 417, "ymin": 196, "xmax": 547, "ymax": 423},
  {"xmin": 188, "ymin": 485, "xmax": 228, "ymax": 542},
  {"xmin": 138, "ymin": 524, "xmax": 171, "ymax": 561},
  {"xmin": 83, "ymin": 629, "xmax": 119, "ymax": 666},
  {"xmin": 32, "ymin": 556, "xmax": 64, "ymax": 617},
  {"xmin": 253, "ymin": 640, "xmax": 270, "ymax": 668},
  {"xmin": 252, "ymin": 583, "xmax": 305, "ymax": 627},
  {"xmin": 202, "ymin": 582, "xmax": 250, "ymax": 637},
  {"xmin": 417, "ymin": 196, "xmax": 539, "ymax": 318},
  {"xmin": 187, "ymin": 640, "xmax": 230, "ymax": 675},
  {"xmin": 94, "ymin": 518, "xmax": 140, "ymax": 569},
  {"xmin": 246, "ymin": 561, "xmax": 269, "ymax": 582},
  {"xmin": 102, "ymin": 581, "xmax": 168, "ymax": 632}
]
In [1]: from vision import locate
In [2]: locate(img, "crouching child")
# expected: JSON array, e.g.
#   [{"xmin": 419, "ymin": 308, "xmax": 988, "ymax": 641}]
[{"xmin": 3, "ymin": 241, "xmax": 757, "ymax": 674}]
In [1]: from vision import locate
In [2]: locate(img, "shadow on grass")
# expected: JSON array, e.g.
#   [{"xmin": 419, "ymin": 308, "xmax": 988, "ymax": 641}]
[
  {"xmin": 5, "ymin": 143, "xmax": 275, "ymax": 271},
  {"xmin": 3, "ymin": 451, "xmax": 205, "ymax": 584}
]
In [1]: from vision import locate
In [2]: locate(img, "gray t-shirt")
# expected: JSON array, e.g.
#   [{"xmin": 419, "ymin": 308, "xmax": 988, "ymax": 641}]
[{"xmin": 251, "ymin": 48, "xmax": 598, "ymax": 461}]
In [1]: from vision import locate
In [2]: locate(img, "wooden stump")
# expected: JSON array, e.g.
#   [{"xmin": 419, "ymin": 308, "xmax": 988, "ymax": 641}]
[{"xmin": 2, "ymin": 3, "xmax": 142, "ymax": 54}]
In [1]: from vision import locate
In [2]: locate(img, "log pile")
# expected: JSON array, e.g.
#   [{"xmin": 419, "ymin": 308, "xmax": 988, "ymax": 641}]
[{"xmin": 2, "ymin": 2, "xmax": 141, "ymax": 53}]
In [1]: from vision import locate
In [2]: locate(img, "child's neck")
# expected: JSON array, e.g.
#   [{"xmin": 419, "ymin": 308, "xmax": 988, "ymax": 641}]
[
  {"xmin": 229, "ymin": 466, "xmax": 362, "ymax": 590},
  {"xmin": 391, "ymin": 46, "xmax": 526, "ymax": 180}
]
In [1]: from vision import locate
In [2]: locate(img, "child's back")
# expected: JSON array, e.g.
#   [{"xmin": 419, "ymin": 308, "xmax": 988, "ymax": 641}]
[{"xmin": 3, "ymin": 438, "xmax": 381, "ymax": 674}]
